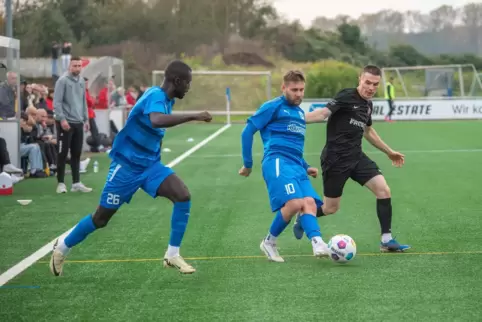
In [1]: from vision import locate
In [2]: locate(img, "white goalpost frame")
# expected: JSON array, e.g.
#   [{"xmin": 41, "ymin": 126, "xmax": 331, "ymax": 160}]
[
  {"xmin": 381, "ymin": 64, "xmax": 482, "ymax": 98},
  {"xmin": 151, "ymin": 70, "xmax": 272, "ymax": 124}
]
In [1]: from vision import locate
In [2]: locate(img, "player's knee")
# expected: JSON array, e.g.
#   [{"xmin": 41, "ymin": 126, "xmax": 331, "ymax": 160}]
[
  {"xmin": 323, "ymin": 204, "xmax": 339, "ymax": 215},
  {"xmin": 92, "ymin": 208, "xmax": 116, "ymax": 228},
  {"xmin": 375, "ymin": 184, "xmax": 391, "ymax": 199},
  {"xmin": 173, "ymin": 189, "xmax": 191, "ymax": 203},
  {"xmin": 92, "ymin": 215, "xmax": 109, "ymax": 228},
  {"xmin": 284, "ymin": 199, "xmax": 304, "ymax": 215},
  {"xmin": 302, "ymin": 197, "xmax": 317, "ymax": 214}
]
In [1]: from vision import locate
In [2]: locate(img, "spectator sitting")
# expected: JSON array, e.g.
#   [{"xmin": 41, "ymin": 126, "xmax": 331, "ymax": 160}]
[
  {"xmin": 25, "ymin": 105, "xmax": 37, "ymax": 127},
  {"xmin": 45, "ymin": 88, "xmax": 54, "ymax": 110},
  {"xmin": 0, "ymin": 137, "xmax": 23, "ymax": 183},
  {"xmin": 25, "ymin": 83, "xmax": 37, "ymax": 109},
  {"xmin": 20, "ymin": 112, "xmax": 47, "ymax": 178},
  {"xmin": 20, "ymin": 80, "xmax": 28, "ymax": 111},
  {"xmin": 35, "ymin": 108, "xmax": 57, "ymax": 172},
  {"xmin": 34, "ymin": 85, "xmax": 50, "ymax": 110},
  {"xmin": 45, "ymin": 109, "xmax": 57, "ymax": 137}
]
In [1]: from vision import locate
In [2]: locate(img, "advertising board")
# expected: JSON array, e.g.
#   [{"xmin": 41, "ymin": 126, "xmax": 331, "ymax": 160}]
[{"xmin": 300, "ymin": 99, "xmax": 482, "ymax": 120}]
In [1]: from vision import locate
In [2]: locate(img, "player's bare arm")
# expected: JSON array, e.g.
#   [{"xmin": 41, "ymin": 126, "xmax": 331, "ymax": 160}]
[
  {"xmin": 150, "ymin": 111, "xmax": 212, "ymax": 128},
  {"xmin": 305, "ymin": 108, "xmax": 332, "ymax": 123},
  {"xmin": 364, "ymin": 126, "xmax": 405, "ymax": 167}
]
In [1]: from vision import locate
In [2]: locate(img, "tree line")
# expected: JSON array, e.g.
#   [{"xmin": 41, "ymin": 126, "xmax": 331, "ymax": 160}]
[
  {"xmin": 312, "ymin": 3, "xmax": 482, "ymax": 55},
  {"xmin": 1, "ymin": 0, "xmax": 481, "ymax": 82}
]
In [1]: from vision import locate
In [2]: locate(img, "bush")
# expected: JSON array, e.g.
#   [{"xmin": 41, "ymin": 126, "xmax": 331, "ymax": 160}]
[{"xmin": 305, "ymin": 60, "xmax": 359, "ymax": 98}]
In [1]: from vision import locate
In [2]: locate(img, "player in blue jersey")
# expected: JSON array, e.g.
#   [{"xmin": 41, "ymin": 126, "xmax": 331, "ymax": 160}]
[
  {"xmin": 50, "ymin": 60, "xmax": 212, "ymax": 276},
  {"xmin": 239, "ymin": 70, "xmax": 329, "ymax": 263}
]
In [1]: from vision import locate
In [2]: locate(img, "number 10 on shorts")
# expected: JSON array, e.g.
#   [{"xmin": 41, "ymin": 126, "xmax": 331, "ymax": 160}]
[{"xmin": 285, "ymin": 183, "xmax": 295, "ymax": 195}]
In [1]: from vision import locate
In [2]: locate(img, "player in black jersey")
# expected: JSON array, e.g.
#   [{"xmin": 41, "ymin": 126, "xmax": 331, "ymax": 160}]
[{"xmin": 293, "ymin": 65, "xmax": 410, "ymax": 252}]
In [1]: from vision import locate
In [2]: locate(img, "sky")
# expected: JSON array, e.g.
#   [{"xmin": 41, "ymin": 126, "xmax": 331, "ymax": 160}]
[{"xmin": 273, "ymin": 0, "xmax": 482, "ymax": 26}]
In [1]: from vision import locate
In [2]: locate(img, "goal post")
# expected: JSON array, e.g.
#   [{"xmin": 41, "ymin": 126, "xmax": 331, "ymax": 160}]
[
  {"xmin": 151, "ymin": 70, "xmax": 272, "ymax": 124},
  {"xmin": 381, "ymin": 64, "xmax": 482, "ymax": 98}
]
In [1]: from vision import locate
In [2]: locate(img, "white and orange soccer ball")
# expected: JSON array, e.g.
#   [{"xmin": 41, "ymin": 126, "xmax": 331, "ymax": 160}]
[{"xmin": 328, "ymin": 234, "xmax": 357, "ymax": 263}]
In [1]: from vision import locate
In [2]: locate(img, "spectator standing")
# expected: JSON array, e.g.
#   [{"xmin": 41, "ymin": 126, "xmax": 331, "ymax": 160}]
[
  {"xmin": 384, "ymin": 77, "xmax": 396, "ymax": 122},
  {"xmin": 95, "ymin": 78, "xmax": 116, "ymax": 109},
  {"xmin": 53, "ymin": 56, "xmax": 92, "ymax": 193},
  {"xmin": 84, "ymin": 77, "xmax": 101, "ymax": 152},
  {"xmin": 51, "ymin": 41, "xmax": 59, "ymax": 77},
  {"xmin": 61, "ymin": 42, "xmax": 72, "ymax": 74}
]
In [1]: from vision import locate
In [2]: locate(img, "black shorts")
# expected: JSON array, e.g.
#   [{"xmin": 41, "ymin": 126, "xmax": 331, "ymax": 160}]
[{"xmin": 321, "ymin": 153, "xmax": 381, "ymax": 198}]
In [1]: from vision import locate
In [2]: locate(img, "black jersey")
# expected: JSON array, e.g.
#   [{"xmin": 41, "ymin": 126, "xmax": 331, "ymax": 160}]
[{"xmin": 321, "ymin": 88, "xmax": 373, "ymax": 162}]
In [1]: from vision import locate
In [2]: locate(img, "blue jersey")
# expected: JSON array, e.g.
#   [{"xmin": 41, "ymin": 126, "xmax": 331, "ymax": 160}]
[
  {"xmin": 242, "ymin": 96, "xmax": 321, "ymax": 212},
  {"xmin": 109, "ymin": 87, "xmax": 175, "ymax": 170},
  {"xmin": 247, "ymin": 96, "xmax": 306, "ymax": 165}
]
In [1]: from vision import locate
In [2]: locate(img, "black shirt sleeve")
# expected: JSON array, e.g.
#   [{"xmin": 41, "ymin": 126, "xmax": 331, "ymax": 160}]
[{"xmin": 326, "ymin": 89, "xmax": 350, "ymax": 114}]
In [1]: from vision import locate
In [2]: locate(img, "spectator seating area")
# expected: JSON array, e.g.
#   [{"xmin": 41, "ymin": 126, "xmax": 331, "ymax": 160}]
[{"xmin": 0, "ymin": 71, "xmax": 144, "ymax": 186}]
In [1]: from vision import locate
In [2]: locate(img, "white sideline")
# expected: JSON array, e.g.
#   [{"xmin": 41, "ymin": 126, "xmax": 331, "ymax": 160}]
[{"xmin": 0, "ymin": 123, "xmax": 232, "ymax": 287}]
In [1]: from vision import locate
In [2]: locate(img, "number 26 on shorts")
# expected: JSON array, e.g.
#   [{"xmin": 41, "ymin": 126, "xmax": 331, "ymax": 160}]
[{"xmin": 106, "ymin": 193, "xmax": 120, "ymax": 205}]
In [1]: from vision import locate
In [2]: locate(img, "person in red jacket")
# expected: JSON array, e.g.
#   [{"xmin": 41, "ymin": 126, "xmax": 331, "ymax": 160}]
[
  {"xmin": 84, "ymin": 77, "xmax": 95, "ymax": 118},
  {"xmin": 125, "ymin": 86, "xmax": 138, "ymax": 106},
  {"xmin": 46, "ymin": 88, "xmax": 54, "ymax": 110},
  {"xmin": 95, "ymin": 78, "xmax": 116, "ymax": 109},
  {"xmin": 84, "ymin": 77, "xmax": 100, "ymax": 152}
]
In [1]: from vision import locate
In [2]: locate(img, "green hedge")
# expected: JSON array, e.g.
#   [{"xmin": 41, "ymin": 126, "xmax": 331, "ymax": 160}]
[{"xmin": 305, "ymin": 60, "xmax": 360, "ymax": 98}]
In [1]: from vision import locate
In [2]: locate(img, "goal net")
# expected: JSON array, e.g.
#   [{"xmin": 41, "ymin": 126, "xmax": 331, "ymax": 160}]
[
  {"xmin": 151, "ymin": 70, "xmax": 272, "ymax": 124},
  {"xmin": 381, "ymin": 64, "xmax": 482, "ymax": 98}
]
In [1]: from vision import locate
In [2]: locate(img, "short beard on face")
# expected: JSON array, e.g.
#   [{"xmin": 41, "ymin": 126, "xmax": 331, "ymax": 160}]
[{"xmin": 287, "ymin": 96, "xmax": 301, "ymax": 105}]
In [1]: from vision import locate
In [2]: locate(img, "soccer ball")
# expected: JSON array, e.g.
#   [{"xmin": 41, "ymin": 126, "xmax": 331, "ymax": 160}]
[{"xmin": 328, "ymin": 234, "xmax": 357, "ymax": 263}]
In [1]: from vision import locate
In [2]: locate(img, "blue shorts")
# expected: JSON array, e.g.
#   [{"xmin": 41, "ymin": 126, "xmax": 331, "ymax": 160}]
[
  {"xmin": 99, "ymin": 161, "xmax": 175, "ymax": 209},
  {"xmin": 262, "ymin": 157, "xmax": 322, "ymax": 212}
]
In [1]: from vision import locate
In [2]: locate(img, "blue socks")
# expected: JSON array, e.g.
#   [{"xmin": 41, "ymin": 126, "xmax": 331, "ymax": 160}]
[
  {"xmin": 299, "ymin": 214, "xmax": 321, "ymax": 239},
  {"xmin": 61, "ymin": 201, "xmax": 192, "ymax": 258},
  {"xmin": 64, "ymin": 214, "xmax": 97, "ymax": 248},
  {"xmin": 169, "ymin": 201, "xmax": 191, "ymax": 247},
  {"xmin": 268, "ymin": 210, "xmax": 289, "ymax": 238}
]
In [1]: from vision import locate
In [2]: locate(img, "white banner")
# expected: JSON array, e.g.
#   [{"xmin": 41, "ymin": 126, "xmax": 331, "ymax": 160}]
[{"xmin": 300, "ymin": 99, "xmax": 482, "ymax": 120}]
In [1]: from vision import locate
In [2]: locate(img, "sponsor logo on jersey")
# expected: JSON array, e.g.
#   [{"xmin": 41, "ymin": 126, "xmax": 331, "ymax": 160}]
[
  {"xmin": 287, "ymin": 123, "xmax": 306, "ymax": 134},
  {"xmin": 349, "ymin": 118, "xmax": 366, "ymax": 129}
]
